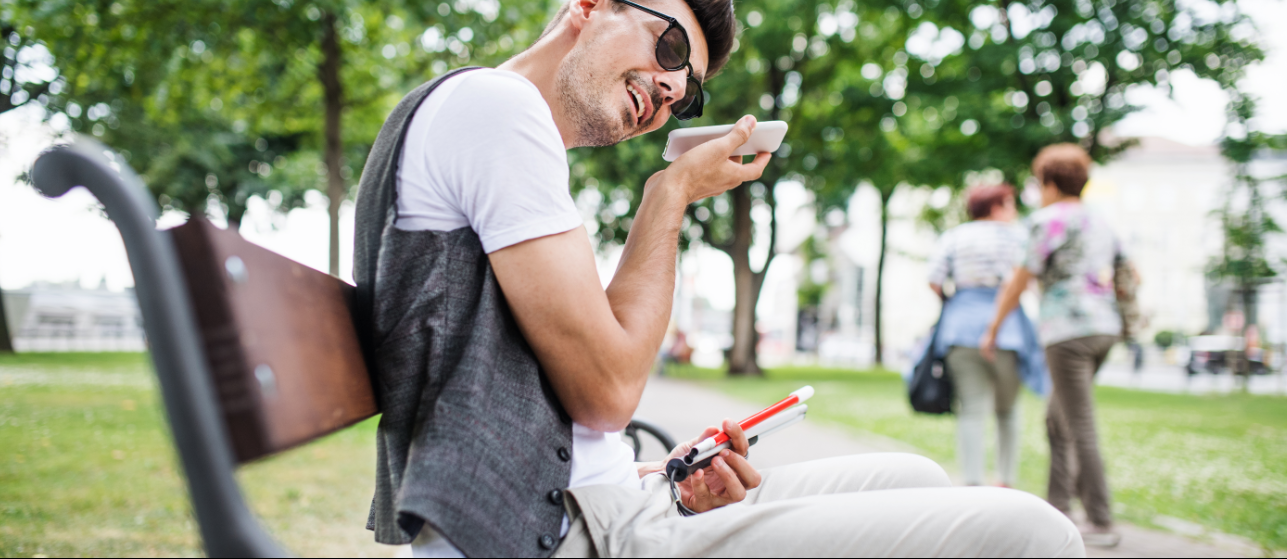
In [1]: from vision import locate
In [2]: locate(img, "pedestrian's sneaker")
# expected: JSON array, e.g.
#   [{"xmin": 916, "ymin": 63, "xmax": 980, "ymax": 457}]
[{"xmin": 1081, "ymin": 527, "xmax": 1121, "ymax": 548}]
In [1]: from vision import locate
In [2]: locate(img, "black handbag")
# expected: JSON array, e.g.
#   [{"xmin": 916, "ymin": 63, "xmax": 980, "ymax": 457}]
[{"xmin": 909, "ymin": 302, "xmax": 954, "ymax": 415}]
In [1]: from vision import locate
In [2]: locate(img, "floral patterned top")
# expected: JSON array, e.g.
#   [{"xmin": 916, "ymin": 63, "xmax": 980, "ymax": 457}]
[{"xmin": 1024, "ymin": 201, "xmax": 1124, "ymax": 346}]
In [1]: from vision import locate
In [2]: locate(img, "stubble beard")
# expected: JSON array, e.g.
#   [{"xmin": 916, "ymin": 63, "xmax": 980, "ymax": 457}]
[{"xmin": 555, "ymin": 44, "xmax": 636, "ymax": 148}]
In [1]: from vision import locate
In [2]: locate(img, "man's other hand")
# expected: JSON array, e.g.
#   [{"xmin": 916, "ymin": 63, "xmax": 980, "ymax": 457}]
[
  {"xmin": 649, "ymin": 115, "xmax": 772, "ymax": 204},
  {"xmin": 665, "ymin": 419, "xmax": 762, "ymax": 513}
]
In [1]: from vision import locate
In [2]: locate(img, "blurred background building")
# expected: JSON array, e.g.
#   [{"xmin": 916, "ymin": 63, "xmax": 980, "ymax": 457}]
[{"xmin": 1, "ymin": 281, "xmax": 144, "ymax": 352}]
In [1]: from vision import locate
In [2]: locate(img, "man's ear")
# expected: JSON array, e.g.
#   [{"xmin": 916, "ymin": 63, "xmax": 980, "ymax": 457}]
[{"xmin": 567, "ymin": 0, "xmax": 606, "ymax": 31}]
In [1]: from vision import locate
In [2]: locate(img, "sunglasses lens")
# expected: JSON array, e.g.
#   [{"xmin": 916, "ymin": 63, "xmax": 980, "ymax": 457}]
[
  {"xmin": 657, "ymin": 26, "xmax": 688, "ymax": 70},
  {"xmin": 674, "ymin": 77, "xmax": 703, "ymax": 120}
]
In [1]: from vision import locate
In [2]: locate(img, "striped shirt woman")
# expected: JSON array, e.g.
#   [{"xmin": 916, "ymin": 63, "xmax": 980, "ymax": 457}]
[{"xmin": 923, "ymin": 185, "xmax": 1045, "ymax": 489}]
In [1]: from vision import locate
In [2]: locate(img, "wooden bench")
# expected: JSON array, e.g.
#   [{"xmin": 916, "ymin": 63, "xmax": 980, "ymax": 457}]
[{"xmin": 31, "ymin": 137, "xmax": 674, "ymax": 557}]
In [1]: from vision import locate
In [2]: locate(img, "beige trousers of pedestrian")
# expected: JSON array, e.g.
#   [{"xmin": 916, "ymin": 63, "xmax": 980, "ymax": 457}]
[
  {"xmin": 946, "ymin": 347, "xmax": 1022, "ymax": 487},
  {"xmin": 1045, "ymin": 335, "xmax": 1118, "ymax": 529},
  {"xmin": 558, "ymin": 453, "xmax": 1084, "ymax": 558}
]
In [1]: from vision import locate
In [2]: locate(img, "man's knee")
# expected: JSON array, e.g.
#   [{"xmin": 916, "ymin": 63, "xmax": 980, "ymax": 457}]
[
  {"xmin": 976, "ymin": 489, "xmax": 1085, "ymax": 558},
  {"xmin": 869, "ymin": 453, "xmax": 952, "ymax": 489}
]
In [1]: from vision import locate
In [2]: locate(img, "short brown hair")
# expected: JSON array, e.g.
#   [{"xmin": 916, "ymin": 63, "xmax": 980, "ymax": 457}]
[
  {"xmin": 1032, "ymin": 143, "xmax": 1092, "ymax": 198},
  {"xmin": 539, "ymin": 0, "xmax": 737, "ymax": 76},
  {"xmin": 966, "ymin": 184, "xmax": 1015, "ymax": 220}
]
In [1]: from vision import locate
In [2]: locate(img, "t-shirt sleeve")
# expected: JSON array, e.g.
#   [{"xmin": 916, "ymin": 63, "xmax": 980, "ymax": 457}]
[
  {"xmin": 1025, "ymin": 212, "xmax": 1067, "ymax": 275},
  {"xmin": 426, "ymin": 72, "xmax": 582, "ymax": 253},
  {"xmin": 926, "ymin": 230, "xmax": 953, "ymax": 285}
]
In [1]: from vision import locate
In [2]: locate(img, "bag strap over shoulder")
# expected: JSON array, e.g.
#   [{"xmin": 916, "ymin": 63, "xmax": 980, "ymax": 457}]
[{"xmin": 352, "ymin": 67, "xmax": 484, "ymax": 365}]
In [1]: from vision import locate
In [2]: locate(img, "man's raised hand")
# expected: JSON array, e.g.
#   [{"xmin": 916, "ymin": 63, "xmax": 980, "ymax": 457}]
[{"xmin": 649, "ymin": 115, "xmax": 772, "ymax": 204}]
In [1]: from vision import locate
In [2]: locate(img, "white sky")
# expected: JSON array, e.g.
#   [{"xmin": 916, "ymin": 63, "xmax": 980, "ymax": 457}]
[{"xmin": 2, "ymin": 0, "xmax": 1285, "ymax": 304}]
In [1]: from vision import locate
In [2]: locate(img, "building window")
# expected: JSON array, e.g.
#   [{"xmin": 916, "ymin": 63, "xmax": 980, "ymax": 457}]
[
  {"xmin": 35, "ymin": 315, "xmax": 75, "ymax": 338},
  {"xmin": 95, "ymin": 316, "xmax": 126, "ymax": 338}
]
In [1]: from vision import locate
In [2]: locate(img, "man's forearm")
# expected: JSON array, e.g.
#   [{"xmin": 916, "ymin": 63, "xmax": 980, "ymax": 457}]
[{"xmin": 544, "ymin": 181, "xmax": 686, "ymax": 431}]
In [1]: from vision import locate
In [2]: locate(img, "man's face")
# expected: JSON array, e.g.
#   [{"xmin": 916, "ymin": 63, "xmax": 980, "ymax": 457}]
[{"xmin": 556, "ymin": 0, "xmax": 710, "ymax": 147}]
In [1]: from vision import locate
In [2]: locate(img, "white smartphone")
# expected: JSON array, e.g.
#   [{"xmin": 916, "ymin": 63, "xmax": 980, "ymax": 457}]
[{"xmin": 662, "ymin": 120, "xmax": 789, "ymax": 162}]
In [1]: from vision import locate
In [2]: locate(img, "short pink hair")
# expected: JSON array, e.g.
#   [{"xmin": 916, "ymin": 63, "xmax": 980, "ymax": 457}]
[{"xmin": 966, "ymin": 184, "xmax": 1015, "ymax": 220}]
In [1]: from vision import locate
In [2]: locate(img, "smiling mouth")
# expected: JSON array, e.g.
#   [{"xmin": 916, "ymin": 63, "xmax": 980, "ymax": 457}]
[{"xmin": 626, "ymin": 81, "xmax": 649, "ymax": 126}]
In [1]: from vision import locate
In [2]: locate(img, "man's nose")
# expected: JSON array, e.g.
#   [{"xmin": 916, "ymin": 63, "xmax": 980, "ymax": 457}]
[{"xmin": 655, "ymin": 69, "xmax": 688, "ymax": 108}]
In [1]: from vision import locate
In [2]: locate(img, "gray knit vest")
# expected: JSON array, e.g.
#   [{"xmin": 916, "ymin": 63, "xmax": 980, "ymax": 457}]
[{"xmin": 353, "ymin": 68, "xmax": 574, "ymax": 558}]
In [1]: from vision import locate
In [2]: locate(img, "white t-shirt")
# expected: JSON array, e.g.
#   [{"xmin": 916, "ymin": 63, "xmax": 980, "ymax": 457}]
[{"xmin": 396, "ymin": 69, "xmax": 640, "ymax": 558}]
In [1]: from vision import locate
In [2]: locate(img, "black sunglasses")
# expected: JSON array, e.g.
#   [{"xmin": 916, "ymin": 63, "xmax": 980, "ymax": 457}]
[{"xmin": 614, "ymin": 0, "xmax": 705, "ymax": 120}]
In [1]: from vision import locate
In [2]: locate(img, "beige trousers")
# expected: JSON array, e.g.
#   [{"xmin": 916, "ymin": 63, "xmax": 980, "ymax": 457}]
[
  {"xmin": 559, "ymin": 453, "xmax": 1084, "ymax": 558},
  {"xmin": 947, "ymin": 347, "xmax": 1023, "ymax": 486}
]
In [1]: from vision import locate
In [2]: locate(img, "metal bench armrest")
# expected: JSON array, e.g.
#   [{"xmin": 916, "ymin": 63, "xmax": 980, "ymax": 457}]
[{"xmin": 30, "ymin": 136, "xmax": 285, "ymax": 558}]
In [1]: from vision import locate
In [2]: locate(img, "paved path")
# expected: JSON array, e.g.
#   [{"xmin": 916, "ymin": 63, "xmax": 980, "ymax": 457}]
[
  {"xmin": 633, "ymin": 376, "xmax": 916, "ymax": 466},
  {"xmin": 635, "ymin": 377, "xmax": 1267, "ymax": 559}
]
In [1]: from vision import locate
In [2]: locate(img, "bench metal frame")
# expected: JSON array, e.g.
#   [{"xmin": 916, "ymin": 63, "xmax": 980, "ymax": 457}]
[{"xmin": 33, "ymin": 138, "xmax": 286, "ymax": 557}]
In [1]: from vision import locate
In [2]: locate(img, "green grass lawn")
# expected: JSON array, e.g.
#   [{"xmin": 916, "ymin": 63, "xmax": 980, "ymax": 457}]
[
  {"xmin": 667, "ymin": 364, "xmax": 1287, "ymax": 553},
  {"xmin": 4, "ymin": 353, "xmax": 1285, "ymax": 556},
  {"xmin": 0, "ymin": 353, "xmax": 394, "ymax": 558}
]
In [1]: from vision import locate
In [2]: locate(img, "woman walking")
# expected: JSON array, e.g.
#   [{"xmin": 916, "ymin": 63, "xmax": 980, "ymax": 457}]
[
  {"xmin": 983, "ymin": 144, "xmax": 1127, "ymax": 547},
  {"xmin": 926, "ymin": 184, "xmax": 1046, "ymax": 489}
]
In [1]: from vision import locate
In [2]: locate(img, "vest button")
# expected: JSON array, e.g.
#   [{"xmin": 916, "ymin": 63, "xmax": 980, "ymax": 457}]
[
  {"xmin": 548, "ymin": 489, "xmax": 564, "ymax": 505},
  {"xmin": 557, "ymin": 447, "xmax": 571, "ymax": 462},
  {"xmin": 540, "ymin": 533, "xmax": 558, "ymax": 550}
]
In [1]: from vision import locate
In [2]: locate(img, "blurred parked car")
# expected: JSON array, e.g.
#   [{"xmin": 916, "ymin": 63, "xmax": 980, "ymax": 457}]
[{"xmin": 1186, "ymin": 335, "xmax": 1270, "ymax": 375}]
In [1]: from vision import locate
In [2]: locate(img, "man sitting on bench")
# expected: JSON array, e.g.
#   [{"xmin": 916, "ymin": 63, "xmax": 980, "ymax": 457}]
[{"xmin": 353, "ymin": 0, "xmax": 1084, "ymax": 557}]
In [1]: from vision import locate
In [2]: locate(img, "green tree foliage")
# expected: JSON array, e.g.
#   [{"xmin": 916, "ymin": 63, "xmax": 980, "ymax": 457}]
[
  {"xmin": 12, "ymin": 1, "xmax": 315, "ymax": 232},
  {"xmin": 0, "ymin": 22, "xmax": 58, "ymax": 114},
  {"xmin": 16, "ymin": 0, "xmax": 555, "ymax": 274}
]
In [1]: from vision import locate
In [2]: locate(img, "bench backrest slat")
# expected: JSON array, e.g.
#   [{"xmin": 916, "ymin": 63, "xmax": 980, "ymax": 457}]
[{"xmin": 172, "ymin": 216, "xmax": 378, "ymax": 463}]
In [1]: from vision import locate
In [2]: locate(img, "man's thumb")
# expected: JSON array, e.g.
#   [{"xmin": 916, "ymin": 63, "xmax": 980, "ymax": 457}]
[{"xmin": 721, "ymin": 115, "xmax": 757, "ymax": 151}]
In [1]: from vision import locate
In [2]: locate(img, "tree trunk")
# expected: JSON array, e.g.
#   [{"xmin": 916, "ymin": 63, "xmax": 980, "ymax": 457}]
[
  {"xmin": 722, "ymin": 69, "xmax": 785, "ymax": 377},
  {"xmin": 1238, "ymin": 284, "xmax": 1256, "ymax": 391},
  {"xmin": 0, "ymin": 287, "xmax": 13, "ymax": 353},
  {"xmin": 320, "ymin": 13, "xmax": 345, "ymax": 277},
  {"xmin": 727, "ymin": 183, "xmax": 762, "ymax": 376},
  {"xmin": 874, "ymin": 188, "xmax": 893, "ymax": 366}
]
